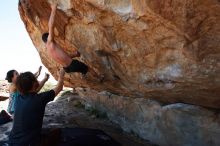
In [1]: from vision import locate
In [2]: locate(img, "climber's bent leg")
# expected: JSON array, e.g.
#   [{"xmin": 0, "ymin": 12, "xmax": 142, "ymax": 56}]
[{"xmin": 63, "ymin": 59, "xmax": 88, "ymax": 74}]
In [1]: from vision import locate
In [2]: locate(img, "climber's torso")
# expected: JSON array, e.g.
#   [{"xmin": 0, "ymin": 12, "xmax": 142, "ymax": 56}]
[{"xmin": 46, "ymin": 41, "xmax": 72, "ymax": 67}]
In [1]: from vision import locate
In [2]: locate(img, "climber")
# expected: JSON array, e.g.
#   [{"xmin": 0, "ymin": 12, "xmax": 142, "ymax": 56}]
[{"xmin": 42, "ymin": 3, "xmax": 89, "ymax": 76}]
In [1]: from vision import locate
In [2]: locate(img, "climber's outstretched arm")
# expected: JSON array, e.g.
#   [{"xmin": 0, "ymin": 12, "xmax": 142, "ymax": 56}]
[{"xmin": 48, "ymin": 3, "xmax": 57, "ymax": 43}]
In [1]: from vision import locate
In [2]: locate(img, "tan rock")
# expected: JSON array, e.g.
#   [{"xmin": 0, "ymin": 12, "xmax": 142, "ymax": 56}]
[{"xmin": 18, "ymin": 0, "xmax": 220, "ymax": 108}]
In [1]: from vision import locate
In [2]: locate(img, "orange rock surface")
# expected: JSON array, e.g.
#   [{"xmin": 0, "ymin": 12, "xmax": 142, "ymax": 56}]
[{"xmin": 18, "ymin": 0, "xmax": 220, "ymax": 108}]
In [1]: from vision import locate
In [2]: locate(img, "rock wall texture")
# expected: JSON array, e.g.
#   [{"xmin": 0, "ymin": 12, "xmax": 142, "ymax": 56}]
[
  {"xmin": 76, "ymin": 88, "xmax": 220, "ymax": 146},
  {"xmin": 18, "ymin": 0, "xmax": 220, "ymax": 108}
]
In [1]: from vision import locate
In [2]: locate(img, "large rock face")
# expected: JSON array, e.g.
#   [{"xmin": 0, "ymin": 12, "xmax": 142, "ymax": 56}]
[{"xmin": 18, "ymin": 0, "xmax": 220, "ymax": 108}]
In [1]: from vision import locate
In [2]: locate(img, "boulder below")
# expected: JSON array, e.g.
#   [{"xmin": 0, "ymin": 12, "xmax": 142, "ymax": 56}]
[{"xmin": 76, "ymin": 88, "xmax": 220, "ymax": 146}]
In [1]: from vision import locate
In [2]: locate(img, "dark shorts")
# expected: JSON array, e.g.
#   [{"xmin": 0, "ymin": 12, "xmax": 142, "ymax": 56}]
[{"xmin": 63, "ymin": 59, "xmax": 88, "ymax": 74}]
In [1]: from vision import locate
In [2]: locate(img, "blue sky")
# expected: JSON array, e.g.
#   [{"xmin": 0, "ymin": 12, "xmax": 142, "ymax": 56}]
[{"xmin": 0, "ymin": 1, "xmax": 55, "ymax": 82}]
